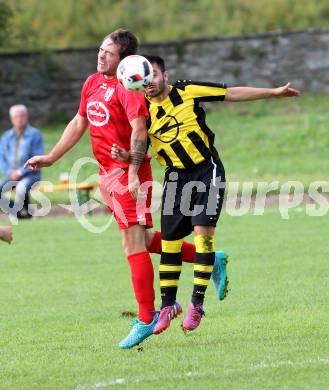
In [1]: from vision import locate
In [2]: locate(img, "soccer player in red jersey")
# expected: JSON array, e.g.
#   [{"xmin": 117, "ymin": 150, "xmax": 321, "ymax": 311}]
[{"xmin": 25, "ymin": 29, "xmax": 228, "ymax": 348}]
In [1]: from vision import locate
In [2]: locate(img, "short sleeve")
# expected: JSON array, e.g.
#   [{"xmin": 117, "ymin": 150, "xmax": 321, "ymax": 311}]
[
  {"xmin": 175, "ymin": 80, "xmax": 227, "ymax": 102},
  {"xmin": 116, "ymin": 83, "xmax": 149, "ymax": 123},
  {"xmin": 78, "ymin": 78, "xmax": 90, "ymax": 117}
]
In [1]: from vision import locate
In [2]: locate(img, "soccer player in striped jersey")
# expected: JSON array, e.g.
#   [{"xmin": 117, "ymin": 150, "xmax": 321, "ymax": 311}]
[
  {"xmin": 146, "ymin": 55, "xmax": 299, "ymax": 333},
  {"xmin": 114, "ymin": 55, "xmax": 300, "ymax": 334}
]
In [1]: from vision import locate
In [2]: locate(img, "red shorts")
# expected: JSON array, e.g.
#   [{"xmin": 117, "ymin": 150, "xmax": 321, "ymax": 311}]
[{"xmin": 99, "ymin": 160, "xmax": 153, "ymax": 230}]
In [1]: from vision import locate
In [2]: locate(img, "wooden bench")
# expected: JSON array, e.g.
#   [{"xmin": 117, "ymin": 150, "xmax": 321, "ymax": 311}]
[
  {"xmin": 36, "ymin": 182, "xmax": 99, "ymax": 214},
  {"xmin": 6, "ymin": 182, "xmax": 100, "ymax": 215}
]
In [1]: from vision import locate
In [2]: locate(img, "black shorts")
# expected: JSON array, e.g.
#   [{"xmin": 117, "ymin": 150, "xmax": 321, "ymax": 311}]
[{"xmin": 161, "ymin": 156, "xmax": 226, "ymax": 241}]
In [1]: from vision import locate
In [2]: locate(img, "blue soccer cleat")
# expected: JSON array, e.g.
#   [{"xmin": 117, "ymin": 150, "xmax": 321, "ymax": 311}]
[
  {"xmin": 118, "ymin": 313, "xmax": 158, "ymax": 349},
  {"xmin": 211, "ymin": 250, "xmax": 229, "ymax": 301}
]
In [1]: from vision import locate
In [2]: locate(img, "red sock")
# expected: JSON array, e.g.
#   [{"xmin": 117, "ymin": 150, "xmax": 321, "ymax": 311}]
[
  {"xmin": 181, "ymin": 241, "xmax": 196, "ymax": 263},
  {"xmin": 148, "ymin": 230, "xmax": 195, "ymax": 263},
  {"xmin": 127, "ymin": 251, "xmax": 155, "ymax": 324},
  {"xmin": 147, "ymin": 231, "xmax": 162, "ymax": 254}
]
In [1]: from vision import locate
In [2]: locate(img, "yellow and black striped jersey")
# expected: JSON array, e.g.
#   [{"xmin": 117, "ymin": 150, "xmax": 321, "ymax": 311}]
[{"xmin": 146, "ymin": 80, "xmax": 226, "ymax": 169}]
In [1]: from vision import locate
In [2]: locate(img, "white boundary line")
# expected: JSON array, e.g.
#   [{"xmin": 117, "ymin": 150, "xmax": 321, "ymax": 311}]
[{"xmin": 76, "ymin": 356, "xmax": 329, "ymax": 389}]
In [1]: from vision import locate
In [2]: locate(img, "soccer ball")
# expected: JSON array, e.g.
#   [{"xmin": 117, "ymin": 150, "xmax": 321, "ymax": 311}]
[{"xmin": 116, "ymin": 55, "xmax": 154, "ymax": 91}]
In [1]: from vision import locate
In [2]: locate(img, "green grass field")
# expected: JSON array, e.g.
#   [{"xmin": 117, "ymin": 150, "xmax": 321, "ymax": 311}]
[
  {"xmin": 209, "ymin": 94, "xmax": 329, "ymax": 185},
  {"xmin": 1, "ymin": 210, "xmax": 328, "ymax": 389}
]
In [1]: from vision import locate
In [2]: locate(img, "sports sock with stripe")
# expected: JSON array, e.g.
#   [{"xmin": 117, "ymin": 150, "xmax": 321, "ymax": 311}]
[
  {"xmin": 148, "ymin": 230, "xmax": 195, "ymax": 263},
  {"xmin": 192, "ymin": 235, "xmax": 215, "ymax": 306},
  {"xmin": 159, "ymin": 239, "xmax": 183, "ymax": 308}
]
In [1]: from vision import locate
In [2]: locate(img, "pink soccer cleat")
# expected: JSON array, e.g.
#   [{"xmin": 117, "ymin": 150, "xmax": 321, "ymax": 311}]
[
  {"xmin": 153, "ymin": 302, "xmax": 182, "ymax": 334},
  {"xmin": 181, "ymin": 302, "xmax": 205, "ymax": 332}
]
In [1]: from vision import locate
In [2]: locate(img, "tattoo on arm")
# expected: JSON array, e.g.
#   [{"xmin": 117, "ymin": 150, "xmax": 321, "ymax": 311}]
[{"xmin": 130, "ymin": 139, "xmax": 147, "ymax": 165}]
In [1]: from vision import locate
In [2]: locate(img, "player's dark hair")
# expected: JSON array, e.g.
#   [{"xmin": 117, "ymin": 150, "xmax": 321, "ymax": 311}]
[
  {"xmin": 144, "ymin": 55, "xmax": 166, "ymax": 73},
  {"xmin": 103, "ymin": 29, "xmax": 138, "ymax": 59}
]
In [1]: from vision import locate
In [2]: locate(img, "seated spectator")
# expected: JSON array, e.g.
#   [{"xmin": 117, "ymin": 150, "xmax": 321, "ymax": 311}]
[
  {"xmin": 0, "ymin": 225, "xmax": 13, "ymax": 244},
  {"xmin": 0, "ymin": 105, "xmax": 44, "ymax": 218}
]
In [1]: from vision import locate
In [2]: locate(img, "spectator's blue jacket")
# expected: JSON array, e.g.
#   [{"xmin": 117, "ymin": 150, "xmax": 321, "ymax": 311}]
[{"xmin": 0, "ymin": 124, "xmax": 44, "ymax": 178}]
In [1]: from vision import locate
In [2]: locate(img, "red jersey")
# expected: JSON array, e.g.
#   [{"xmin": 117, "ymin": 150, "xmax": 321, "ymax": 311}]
[{"xmin": 78, "ymin": 72, "xmax": 149, "ymax": 171}]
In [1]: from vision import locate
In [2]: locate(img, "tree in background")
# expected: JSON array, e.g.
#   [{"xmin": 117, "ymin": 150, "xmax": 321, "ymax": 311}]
[{"xmin": 0, "ymin": 0, "xmax": 13, "ymax": 48}]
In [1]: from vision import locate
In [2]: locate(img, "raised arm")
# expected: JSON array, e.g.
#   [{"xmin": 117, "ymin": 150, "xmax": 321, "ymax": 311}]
[
  {"xmin": 128, "ymin": 115, "xmax": 148, "ymax": 199},
  {"xmin": 25, "ymin": 113, "xmax": 88, "ymax": 170},
  {"xmin": 225, "ymin": 82, "xmax": 300, "ymax": 102}
]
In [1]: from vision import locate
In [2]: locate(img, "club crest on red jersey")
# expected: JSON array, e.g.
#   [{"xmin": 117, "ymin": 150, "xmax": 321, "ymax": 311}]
[{"xmin": 86, "ymin": 101, "xmax": 110, "ymax": 127}]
